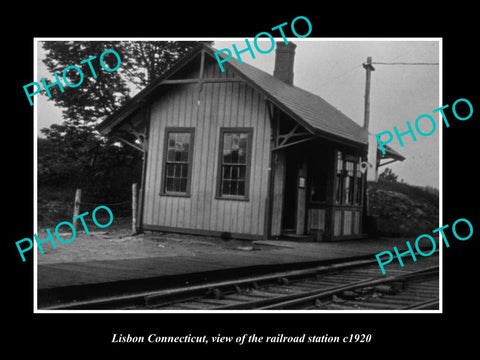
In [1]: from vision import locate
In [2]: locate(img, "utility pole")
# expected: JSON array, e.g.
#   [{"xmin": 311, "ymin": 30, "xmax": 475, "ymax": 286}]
[
  {"xmin": 363, "ymin": 56, "xmax": 379, "ymax": 183},
  {"xmin": 362, "ymin": 56, "xmax": 375, "ymax": 131},
  {"xmin": 363, "ymin": 57, "xmax": 376, "ymax": 224}
]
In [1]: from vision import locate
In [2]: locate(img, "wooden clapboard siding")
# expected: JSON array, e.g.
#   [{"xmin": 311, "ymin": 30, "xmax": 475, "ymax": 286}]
[
  {"xmin": 343, "ymin": 210, "xmax": 352, "ymax": 236},
  {"xmin": 202, "ymin": 59, "xmax": 236, "ymax": 78},
  {"xmin": 307, "ymin": 208, "xmax": 326, "ymax": 231},
  {"xmin": 353, "ymin": 210, "xmax": 360, "ymax": 235},
  {"xmin": 330, "ymin": 207, "xmax": 363, "ymax": 239},
  {"xmin": 334, "ymin": 210, "xmax": 342, "ymax": 237},
  {"xmin": 143, "ymin": 72, "xmax": 271, "ymax": 237}
]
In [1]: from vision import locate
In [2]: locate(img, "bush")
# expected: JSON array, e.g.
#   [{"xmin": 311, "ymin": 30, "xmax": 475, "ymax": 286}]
[
  {"xmin": 369, "ymin": 180, "xmax": 439, "ymax": 208},
  {"xmin": 37, "ymin": 127, "xmax": 142, "ymax": 227},
  {"xmin": 367, "ymin": 180, "xmax": 439, "ymax": 237}
]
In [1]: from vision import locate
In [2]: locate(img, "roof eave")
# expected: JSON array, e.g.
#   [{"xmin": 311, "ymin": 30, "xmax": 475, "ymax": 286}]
[
  {"xmin": 378, "ymin": 145, "xmax": 406, "ymax": 161},
  {"xmin": 314, "ymin": 128, "xmax": 368, "ymax": 149}
]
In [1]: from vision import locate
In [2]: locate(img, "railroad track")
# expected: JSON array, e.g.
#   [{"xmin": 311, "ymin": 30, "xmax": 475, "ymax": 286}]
[{"xmin": 45, "ymin": 254, "xmax": 439, "ymax": 311}]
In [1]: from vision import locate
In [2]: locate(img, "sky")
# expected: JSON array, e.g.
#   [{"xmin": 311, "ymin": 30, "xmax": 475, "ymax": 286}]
[{"xmin": 36, "ymin": 38, "xmax": 440, "ymax": 188}]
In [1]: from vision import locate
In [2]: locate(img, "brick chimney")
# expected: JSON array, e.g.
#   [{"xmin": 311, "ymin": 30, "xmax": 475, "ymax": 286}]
[{"xmin": 273, "ymin": 42, "xmax": 297, "ymax": 85}]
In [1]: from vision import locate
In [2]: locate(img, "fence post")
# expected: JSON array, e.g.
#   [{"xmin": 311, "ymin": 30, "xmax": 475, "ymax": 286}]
[
  {"xmin": 132, "ymin": 183, "xmax": 138, "ymax": 233},
  {"xmin": 73, "ymin": 188, "xmax": 82, "ymax": 230}
]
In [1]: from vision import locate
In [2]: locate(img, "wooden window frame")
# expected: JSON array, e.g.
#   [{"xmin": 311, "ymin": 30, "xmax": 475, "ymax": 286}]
[
  {"xmin": 354, "ymin": 162, "xmax": 364, "ymax": 206},
  {"xmin": 335, "ymin": 151, "xmax": 364, "ymax": 206},
  {"xmin": 160, "ymin": 127, "xmax": 195, "ymax": 197},
  {"xmin": 344, "ymin": 159, "xmax": 355, "ymax": 205},
  {"xmin": 215, "ymin": 127, "xmax": 253, "ymax": 201},
  {"xmin": 335, "ymin": 151, "xmax": 344, "ymax": 204}
]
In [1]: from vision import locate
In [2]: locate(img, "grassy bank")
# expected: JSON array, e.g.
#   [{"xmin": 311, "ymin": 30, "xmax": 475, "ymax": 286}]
[{"xmin": 367, "ymin": 180, "xmax": 439, "ymax": 237}]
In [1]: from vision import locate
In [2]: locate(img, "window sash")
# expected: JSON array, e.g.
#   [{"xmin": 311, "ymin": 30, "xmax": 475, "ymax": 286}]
[
  {"xmin": 355, "ymin": 167, "xmax": 363, "ymax": 204},
  {"xmin": 336, "ymin": 152, "xmax": 363, "ymax": 206},
  {"xmin": 220, "ymin": 164, "xmax": 246, "ymax": 196},
  {"xmin": 345, "ymin": 161, "xmax": 355, "ymax": 204},
  {"xmin": 217, "ymin": 128, "xmax": 253, "ymax": 200},
  {"xmin": 336, "ymin": 151, "xmax": 344, "ymax": 203},
  {"xmin": 161, "ymin": 128, "xmax": 195, "ymax": 196}
]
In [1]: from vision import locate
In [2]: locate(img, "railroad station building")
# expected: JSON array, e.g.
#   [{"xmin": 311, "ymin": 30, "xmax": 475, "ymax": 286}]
[{"xmin": 97, "ymin": 42, "xmax": 403, "ymax": 241}]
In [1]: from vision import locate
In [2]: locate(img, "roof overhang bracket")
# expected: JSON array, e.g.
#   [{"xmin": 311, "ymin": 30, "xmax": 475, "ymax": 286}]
[
  {"xmin": 272, "ymin": 135, "xmax": 317, "ymax": 151},
  {"xmin": 112, "ymin": 116, "xmax": 148, "ymax": 153},
  {"xmin": 114, "ymin": 134, "xmax": 144, "ymax": 152},
  {"xmin": 378, "ymin": 158, "xmax": 399, "ymax": 168},
  {"xmin": 272, "ymin": 121, "xmax": 316, "ymax": 151}
]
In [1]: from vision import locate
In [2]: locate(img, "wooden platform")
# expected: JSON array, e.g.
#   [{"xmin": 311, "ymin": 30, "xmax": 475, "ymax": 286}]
[{"xmin": 36, "ymin": 237, "xmax": 432, "ymax": 308}]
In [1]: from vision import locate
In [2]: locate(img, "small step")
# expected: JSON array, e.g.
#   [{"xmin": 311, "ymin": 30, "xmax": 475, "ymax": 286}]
[{"xmin": 280, "ymin": 231, "xmax": 315, "ymax": 242}]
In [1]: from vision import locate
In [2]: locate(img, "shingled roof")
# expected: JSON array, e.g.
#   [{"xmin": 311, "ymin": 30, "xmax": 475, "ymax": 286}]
[
  {"xmin": 220, "ymin": 49, "xmax": 368, "ymax": 146},
  {"xmin": 98, "ymin": 43, "xmax": 369, "ymax": 146}
]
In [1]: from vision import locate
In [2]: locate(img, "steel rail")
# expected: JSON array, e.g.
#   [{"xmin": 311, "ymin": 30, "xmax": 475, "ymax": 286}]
[
  {"xmin": 44, "ymin": 257, "xmax": 382, "ymax": 310},
  {"xmin": 44, "ymin": 253, "xmax": 439, "ymax": 311},
  {"xmin": 215, "ymin": 266, "xmax": 439, "ymax": 310}
]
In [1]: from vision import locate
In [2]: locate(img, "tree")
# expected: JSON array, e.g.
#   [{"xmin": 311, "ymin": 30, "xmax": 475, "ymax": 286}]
[
  {"xmin": 120, "ymin": 41, "xmax": 210, "ymax": 90},
  {"xmin": 42, "ymin": 40, "xmax": 212, "ymax": 125},
  {"xmin": 378, "ymin": 167, "xmax": 399, "ymax": 182},
  {"xmin": 39, "ymin": 121, "xmax": 142, "ymax": 196},
  {"xmin": 42, "ymin": 41, "xmax": 131, "ymax": 126},
  {"xmin": 38, "ymin": 122, "xmax": 143, "ymax": 222}
]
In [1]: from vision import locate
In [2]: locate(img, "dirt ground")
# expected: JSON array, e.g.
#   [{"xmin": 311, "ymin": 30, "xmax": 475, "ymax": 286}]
[{"xmin": 35, "ymin": 219, "xmax": 274, "ymax": 265}]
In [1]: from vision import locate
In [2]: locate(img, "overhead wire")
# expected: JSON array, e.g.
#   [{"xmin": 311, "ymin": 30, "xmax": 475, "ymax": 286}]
[{"xmin": 372, "ymin": 62, "xmax": 439, "ymax": 65}]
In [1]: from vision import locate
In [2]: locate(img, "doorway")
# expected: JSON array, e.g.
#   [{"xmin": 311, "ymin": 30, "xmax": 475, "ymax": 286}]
[{"xmin": 282, "ymin": 150, "xmax": 301, "ymax": 232}]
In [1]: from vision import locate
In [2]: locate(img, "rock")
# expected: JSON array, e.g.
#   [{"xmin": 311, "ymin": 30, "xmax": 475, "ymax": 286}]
[
  {"xmin": 391, "ymin": 281, "xmax": 404, "ymax": 292},
  {"xmin": 354, "ymin": 287, "xmax": 373, "ymax": 295},
  {"xmin": 90, "ymin": 231, "xmax": 109, "ymax": 236},
  {"xmin": 315, "ymin": 299, "xmax": 328, "ymax": 308},
  {"xmin": 212, "ymin": 288, "xmax": 222, "ymax": 299},
  {"xmin": 332, "ymin": 295, "xmax": 345, "ymax": 303},
  {"xmin": 237, "ymin": 246, "xmax": 254, "ymax": 251},
  {"xmin": 342, "ymin": 290, "xmax": 357, "ymax": 299},
  {"xmin": 375, "ymin": 284, "xmax": 396, "ymax": 294}
]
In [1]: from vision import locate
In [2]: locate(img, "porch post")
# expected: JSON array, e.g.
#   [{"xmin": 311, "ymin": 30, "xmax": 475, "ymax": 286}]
[
  {"xmin": 136, "ymin": 103, "xmax": 150, "ymax": 233},
  {"xmin": 323, "ymin": 147, "xmax": 337, "ymax": 241},
  {"xmin": 295, "ymin": 159, "xmax": 307, "ymax": 235},
  {"xmin": 271, "ymin": 151, "xmax": 286, "ymax": 236}
]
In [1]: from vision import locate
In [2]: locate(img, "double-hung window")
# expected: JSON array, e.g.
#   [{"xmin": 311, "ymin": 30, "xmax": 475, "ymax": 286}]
[
  {"xmin": 335, "ymin": 151, "xmax": 364, "ymax": 205},
  {"xmin": 345, "ymin": 160, "xmax": 355, "ymax": 204},
  {"xmin": 336, "ymin": 151, "xmax": 344, "ymax": 204},
  {"xmin": 355, "ymin": 163, "xmax": 363, "ymax": 205},
  {"xmin": 217, "ymin": 128, "xmax": 253, "ymax": 200},
  {"xmin": 161, "ymin": 127, "xmax": 195, "ymax": 196}
]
